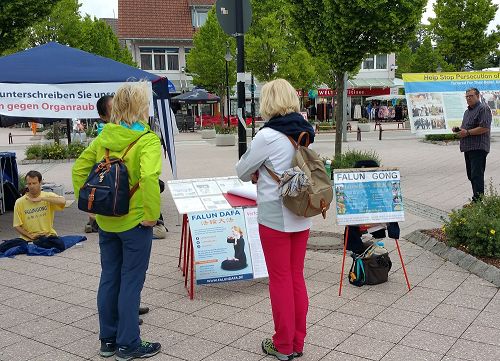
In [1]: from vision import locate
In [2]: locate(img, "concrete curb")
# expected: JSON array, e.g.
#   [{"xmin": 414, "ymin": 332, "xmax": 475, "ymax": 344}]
[{"xmin": 406, "ymin": 230, "xmax": 500, "ymax": 287}]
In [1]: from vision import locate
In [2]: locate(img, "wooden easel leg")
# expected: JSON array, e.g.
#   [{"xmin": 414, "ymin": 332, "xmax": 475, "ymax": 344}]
[
  {"xmin": 182, "ymin": 218, "xmax": 189, "ymax": 277},
  {"xmin": 178, "ymin": 214, "xmax": 186, "ymax": 268},
  {"xmin": 189, "ymin": 236, "xmax": 195, "ymax": 300},
  {"xmin": 395, "ymin": 238, "xmax": 411, "ymax": 291},
  {"xmin": 185, "ymin": 232, "xmax": 191, "ymax": 288},
  {"xmin": 338, "ymin": 226, "xmax": 349, "ymax": 296}
]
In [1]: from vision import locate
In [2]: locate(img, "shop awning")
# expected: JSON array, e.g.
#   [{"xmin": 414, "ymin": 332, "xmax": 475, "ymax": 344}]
[{"xmin": 347, "ymin": 78, "xmax": 396, "ymax": 88}]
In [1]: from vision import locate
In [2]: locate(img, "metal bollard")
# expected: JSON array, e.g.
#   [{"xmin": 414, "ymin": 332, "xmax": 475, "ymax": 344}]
[
  {"xmin": 379, "ymin": 125, "xmax": 383, "ymax": 140},
  {"xmin": 357, "ymin": 127, "xmax": 361, "ymax": 141}
]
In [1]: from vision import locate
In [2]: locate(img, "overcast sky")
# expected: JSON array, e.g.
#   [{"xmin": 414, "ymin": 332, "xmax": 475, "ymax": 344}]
[{"xmin": 79, "ymin": 0, "xmax": 499, "ymax": 30}]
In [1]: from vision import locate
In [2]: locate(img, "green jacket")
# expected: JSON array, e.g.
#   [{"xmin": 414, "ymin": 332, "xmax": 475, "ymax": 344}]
[{"xmin": 72, "ymin": 122, "xmax": 162, "ymax": 233}]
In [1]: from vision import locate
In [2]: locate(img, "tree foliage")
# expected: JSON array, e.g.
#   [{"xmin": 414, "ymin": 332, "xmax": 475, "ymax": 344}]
[
  {"xmin": 290, "ymin": 0, "xmax": 426, "ymax": 156},
  {"xmin": 9, "ymin": 0, "xmax": 134, "ymax": 65},
  {"xmin": 246, "ymin": 0, "xmax": 320, "ymax": 90},
  {"xmin": 0, "ymin": 0, "xmax": 61, "ymax": 54},
  {"xmin": 186, "ymin": 9, "xmax": 236, "ymax": 99},
  {"xmin": 429, "ymin": 0, "xmax": 499, "ymax": 70}
]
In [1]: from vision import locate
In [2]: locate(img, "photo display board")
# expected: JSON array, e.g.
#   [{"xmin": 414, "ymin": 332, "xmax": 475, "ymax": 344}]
[
  {"xmin": 403, "ymin": 71, "xmax": 500, "ymax": 135},
  {"xmin": 167, "ymin": 176, "xmax": 244, "ymax": 214},
  {"xmin": 333, "ymin": 168, "xmax": 405, "ymax": 226},
  {"xmin": 188, "ymin": 207, "xmax": 268, "ymax": 285}
]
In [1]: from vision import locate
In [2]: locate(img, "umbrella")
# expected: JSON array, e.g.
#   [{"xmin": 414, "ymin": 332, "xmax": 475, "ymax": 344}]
[
  {"xmin": 171, "ymin": 88, "xmax": 221, "ymax": 128},
  {"xmin": 366, "ymin": 95, "xmax": 406, "ymax": 101},
  {"xmin": 171, "ymin": 88, "xmax": 221, "ymax": 104}
]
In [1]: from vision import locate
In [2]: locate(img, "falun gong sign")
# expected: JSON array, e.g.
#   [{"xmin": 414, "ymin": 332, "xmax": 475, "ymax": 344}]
[{"xmin": 333, "ymin": 168, "xmax": 405, "ymax": 226}]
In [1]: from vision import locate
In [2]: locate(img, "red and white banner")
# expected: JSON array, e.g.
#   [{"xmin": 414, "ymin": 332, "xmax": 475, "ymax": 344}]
[
  {"xmin": 0, "ymin": 82, "xmax": 154, "ymax": 118},
  {"xmin": 317, "ymin": 88, "xmax": 391, "ymax": 97}
]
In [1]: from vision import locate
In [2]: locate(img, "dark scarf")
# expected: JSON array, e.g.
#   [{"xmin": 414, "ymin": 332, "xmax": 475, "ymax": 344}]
[{"xmin": 261, "ymin": 112, "xmax": 315, "ymax": 145}]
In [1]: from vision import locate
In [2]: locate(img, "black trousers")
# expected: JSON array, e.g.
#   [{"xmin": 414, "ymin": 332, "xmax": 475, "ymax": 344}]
[
  {"xmin": 464, "ymin": 150, "xmax": 488, "ymax": 202},
  {"xmin": 0, "ymin": 236, "xmax": 65, "ymax": 253}
]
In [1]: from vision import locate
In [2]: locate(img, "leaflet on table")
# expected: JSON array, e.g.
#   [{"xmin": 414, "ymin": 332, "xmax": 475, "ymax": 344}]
[
  {"xmin": 192, "ymin": 180, "xmax": 221, "ymax": 196},
  {"xmin": 167, "ymin": 176, "xmax": 243, "ymax": 213},
  {"xmin": 243, "ymin": 207, "xmax": 268, "ymax": 278},
  {"xmin": 228, "ymin": 183, "xmax": 257, "ymax": 200},
  {"xmin": 216, "ymin": 178, "xmax": 244, "ymax": 193},
  {"xmin": 173, "ymin": 197, "xmax": 206, "ymax": 214},
  {"xmin": 167, "ymin": 182, "xmax": 198, "ymax": 198},
  {"xmin": 333, "ymin": 169, "xmax": 405, "ymax": 226},
  {"xmin": 200, "ymin": 195, "xmax": 231, "ymax": 210},
  {"xmin": 189, "ymin": 208, "xmax": 254, "ymax": 285}
]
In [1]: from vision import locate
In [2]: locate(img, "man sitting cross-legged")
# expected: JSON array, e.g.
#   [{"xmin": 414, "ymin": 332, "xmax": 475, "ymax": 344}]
[{"xmin": 0, "ymin": 170, "xmax": 66, "ymax": 253}]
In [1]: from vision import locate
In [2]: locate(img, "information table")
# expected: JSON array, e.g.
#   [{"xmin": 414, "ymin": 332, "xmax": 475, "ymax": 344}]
[{"xmin": 167, "ymin": 176, "xmax": 266, "ymax": 299}]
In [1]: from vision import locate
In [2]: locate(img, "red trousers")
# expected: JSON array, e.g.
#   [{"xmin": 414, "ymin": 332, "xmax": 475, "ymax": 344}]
[{"xmin": 259, "ymin": 224, "xmax": 310, "ymax": 355}]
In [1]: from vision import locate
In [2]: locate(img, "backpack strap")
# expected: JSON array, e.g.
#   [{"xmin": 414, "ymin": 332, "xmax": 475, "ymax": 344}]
[
  {"xmin": 102, "ymin": 131, "xmax": 151, "ymax": 197},
  {"xmin": 296, "ymin": 132, "xmax": 310, "ymax": 147},
  {"xmin": 121, "ymin": 131, "xmax": 150, "ymax": 160},
  {"xmin": 265, "ymin": 132, "xmax": 306, "ymax": 183},
  {"xmin": 124, "ymin": 131, "xmax": 151, "ymax": 197},
  {"xmin": 264, "ymin": 165, "xmax": 281, "ymax": 183}
]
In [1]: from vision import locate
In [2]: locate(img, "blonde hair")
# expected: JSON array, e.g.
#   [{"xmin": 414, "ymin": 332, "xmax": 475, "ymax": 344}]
[
  {"xmin": 110, "ymin": 81, "xmax": 150, "ymax": 125},
  {"xmin": 259, "ymin": 78, "xmax": 300, "ymax": 121},
  {"xmin": 232, "ymin": 226, "xmax": 244, "ymax": 236}
]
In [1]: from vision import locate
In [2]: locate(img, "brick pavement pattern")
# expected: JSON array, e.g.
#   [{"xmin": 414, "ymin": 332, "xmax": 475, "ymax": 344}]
[{"xmin": 0, "ymin": 126, "xmax": 499, "ymax": 360}]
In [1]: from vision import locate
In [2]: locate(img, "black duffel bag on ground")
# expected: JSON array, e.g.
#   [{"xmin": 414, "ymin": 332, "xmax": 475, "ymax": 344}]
[{"xmin": 349, "ymin": 246, "xmax": 392, "ymax": 287}]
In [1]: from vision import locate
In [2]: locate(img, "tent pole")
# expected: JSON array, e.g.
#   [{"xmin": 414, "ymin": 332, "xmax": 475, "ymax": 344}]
[{"xmin": 66, "ymin": 119, "xmax": 72, "ymax": 144}]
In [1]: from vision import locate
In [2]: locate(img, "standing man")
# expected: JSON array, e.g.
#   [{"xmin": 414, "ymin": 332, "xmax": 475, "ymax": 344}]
[{"xmin": 456, "ymin": 87, "xmax": 492, "ymax": 202}]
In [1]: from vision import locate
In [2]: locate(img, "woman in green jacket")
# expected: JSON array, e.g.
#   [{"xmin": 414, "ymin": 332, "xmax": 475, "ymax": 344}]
[{"xmin": 72, "ymin": 82, "xmax": 162, "ymax": 361}]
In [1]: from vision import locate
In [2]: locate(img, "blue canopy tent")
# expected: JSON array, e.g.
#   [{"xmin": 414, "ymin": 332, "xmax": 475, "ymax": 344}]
[{"xmin": 0, "ymin": 42, "xmax": 177, "ymax": 177}]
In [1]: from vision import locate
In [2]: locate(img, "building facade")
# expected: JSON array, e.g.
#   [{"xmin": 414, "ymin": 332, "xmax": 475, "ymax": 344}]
[
  {"xmin": 118, "ymin": 1, "xmax": 400, "ymax": 119},
  {"xmin": 118, "ymin": 0, "xmax": 215, "ymax": 94}
]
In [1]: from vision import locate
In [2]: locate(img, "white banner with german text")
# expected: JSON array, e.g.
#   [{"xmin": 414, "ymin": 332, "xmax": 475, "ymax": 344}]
[{"xmin": 0, "ymin": 82, "xmax": 154, "ymax": 118}]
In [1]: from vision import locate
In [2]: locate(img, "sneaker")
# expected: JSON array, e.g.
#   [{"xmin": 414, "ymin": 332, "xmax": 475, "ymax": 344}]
[
  {"xmin": 115, "ymin": 341, "xmax": 161, "ymax": 361},
  {"xmin": 138, "ymin": 307, "xmax": 150, "ymax": 315},
  {"xmin": 293, "ymin": 351, "xmax": 303, "ymax": 357},
  {"xmin": 100, "ymin": 339, "xmax": 116, "ymax": 358},
  {"xmin": 261, "ymin": 338, "xmax": 293, "ymax": 361},
  {"xmin": 84, "ymin": 223, "xmax": 93, "ymax": 233}
]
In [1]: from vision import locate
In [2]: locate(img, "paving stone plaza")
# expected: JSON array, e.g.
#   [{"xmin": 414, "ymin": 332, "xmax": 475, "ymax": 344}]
[{"xmin": 0, "ymin": 126, "xmax": 499, "ymax": 361}]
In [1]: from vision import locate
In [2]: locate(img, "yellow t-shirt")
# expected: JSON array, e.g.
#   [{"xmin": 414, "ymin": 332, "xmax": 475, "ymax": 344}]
[{"xmin": 13, "ymin": 191, "xmax": 65, "ymax": 241}]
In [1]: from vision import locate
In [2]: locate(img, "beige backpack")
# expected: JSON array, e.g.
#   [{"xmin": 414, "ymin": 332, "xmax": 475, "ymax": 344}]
[{"xmin": 266, "ymin": 132, "xmax": 333, "ymax": 218}]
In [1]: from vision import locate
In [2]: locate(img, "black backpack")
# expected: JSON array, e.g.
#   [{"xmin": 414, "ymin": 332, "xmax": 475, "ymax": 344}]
[{"xmin": 78, "ymin": 134, "xmax": 147, "ymax": 216}]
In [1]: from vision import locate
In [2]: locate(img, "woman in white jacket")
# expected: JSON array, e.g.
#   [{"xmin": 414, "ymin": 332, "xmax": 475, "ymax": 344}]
[{"xmin": 236, "ymin": 79, "xmax": 315, "ymax": 361}]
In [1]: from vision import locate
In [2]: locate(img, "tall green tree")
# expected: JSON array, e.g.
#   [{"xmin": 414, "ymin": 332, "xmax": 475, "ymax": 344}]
[
  {"xmin": 246, "ymin": 0, "xmax": 320, "ymax": 90},
  {"xmin": 412, "ymin": 37, "xmax": 448, "ymax": 73},
  {"xmin": 79, "ymin": 16, "xmax": 135, "ymax": 66},
  {"xmin": 290, "ymin": 0, "xmax": 426, "ymax": 156},
  {"xmin": 0, "ymin": 0, "xmax": 61, "ymax": 54},
  {"xmin": 25, "ymin": 0, "xmax": 82, "ymax": 48},
  {"xmin": 429, "ymin": 0, "xmax": 499, "ymax": 70},
  {"xmin": 14, "ymin": 0, "xmax": 134, "ymax": 65},
  {"xmin": 186, "ymin": 9, "xmax": 236, "ymax": 102}
]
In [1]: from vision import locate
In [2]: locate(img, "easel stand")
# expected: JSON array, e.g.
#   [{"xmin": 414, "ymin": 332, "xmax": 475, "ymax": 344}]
[
  {"xmin": 338, "ymin": 226, "xmax": 411, "ymax": 296},
  {"xmin": 178, "ymin": 214, "xmax": 195, "ymax": 299}
]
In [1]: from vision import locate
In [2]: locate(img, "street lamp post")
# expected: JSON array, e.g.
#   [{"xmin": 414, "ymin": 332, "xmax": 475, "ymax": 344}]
[{"xmin": 225, "ymin": 45, "xmax": 233, "ymax": 127}]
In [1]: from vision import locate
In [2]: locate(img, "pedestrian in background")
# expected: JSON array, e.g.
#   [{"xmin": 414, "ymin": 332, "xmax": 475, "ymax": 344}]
[
  {"xmin": 455, "ymin": 87, "xmax": 492, "ymax": 203},
  {"xmin": 236, "ymin": 78, "xmax": 315, "ymax": 361}
]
